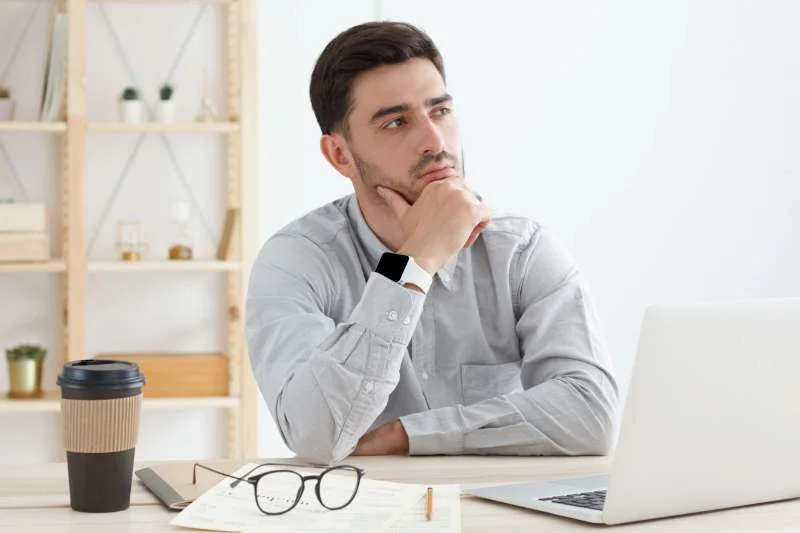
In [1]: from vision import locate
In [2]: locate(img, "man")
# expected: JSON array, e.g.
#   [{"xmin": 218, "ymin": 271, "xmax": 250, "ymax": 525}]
[{"xmin": 246, "ymin": 21, "xmax": 618, "ymax": 465}]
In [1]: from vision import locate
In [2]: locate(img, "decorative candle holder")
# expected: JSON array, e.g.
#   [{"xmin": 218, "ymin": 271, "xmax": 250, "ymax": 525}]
[
  {"xmin": 168, "ymin": 201, "xmax": 193, "ymax": 260},
  {"xmin": 116, "ymin": 220, "xmax": 148, "ymax": 261}
]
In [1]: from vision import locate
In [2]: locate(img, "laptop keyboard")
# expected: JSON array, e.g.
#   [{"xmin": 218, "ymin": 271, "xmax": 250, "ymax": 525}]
[{"xmin": 539, "ymin": 490, "xmax": 607, "ymax": 511}]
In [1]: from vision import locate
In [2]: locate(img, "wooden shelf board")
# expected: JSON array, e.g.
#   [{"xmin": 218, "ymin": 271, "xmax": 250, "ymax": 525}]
[
  {"xmin": 87, "ymin": 260, "xmax": 241, "ymax": 272},
  {"xmin": 0, "ymin": 122, "xmax": 67, "ymax": 133},
  {"xmin": 90, "ymin": 0, "xmax": 235, "ymax": 4},
  {"xmin": 143, "ymin": 396, "xmax": 240, "ymax": 410},
  {"xmin": 0, "ymin": 260, "xmax": 66, "ymax": 273},
  {"xmin": 0, "ymin": 392, "xmax": 240, "ymax": 413},
  {"xmin": 88, "ymin": 122, "xmax": 239, "ymax": 133}
]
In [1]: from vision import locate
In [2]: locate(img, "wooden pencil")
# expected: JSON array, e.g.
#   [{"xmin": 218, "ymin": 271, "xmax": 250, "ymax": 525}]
[{"xmin": 426, "ymin": 486, "xmax": 433, "ymax": 521}]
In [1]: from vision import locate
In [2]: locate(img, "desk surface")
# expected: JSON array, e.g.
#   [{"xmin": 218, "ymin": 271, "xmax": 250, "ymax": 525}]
[{"xmin": 0, "ymin": 456, "xmax": 798, "ymax": 532}]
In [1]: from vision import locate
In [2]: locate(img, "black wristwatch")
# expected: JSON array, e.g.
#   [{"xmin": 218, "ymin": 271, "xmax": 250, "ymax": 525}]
[{"xmin": 375, "ymin": 253, "xmax": 433, "ymax": 294}]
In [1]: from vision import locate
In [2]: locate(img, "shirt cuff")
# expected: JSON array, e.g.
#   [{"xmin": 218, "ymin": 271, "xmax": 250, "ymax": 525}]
[
  {"xmin": 349, "ymin": 272, "xmax": 425, "ymax": 344},
  {"xmin": 400, "ymin": 406, "xmax": 465, "ymax": 456}
]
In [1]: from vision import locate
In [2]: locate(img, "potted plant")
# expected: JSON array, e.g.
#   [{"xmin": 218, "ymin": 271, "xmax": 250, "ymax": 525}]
[
  {"xmin": 119, "ymin": 86, "xmax": 143, "ymax": 123},
  {"xmin": 0, "ymin": 86, "xmax": 14, "ymax": 121},
  {"xmin": 6, "ymin": 344, "xmax": 47, "ymax": 398},
  {"xmin": 155, "ymin": 83, "xmax": 176, "ymax": 123}
]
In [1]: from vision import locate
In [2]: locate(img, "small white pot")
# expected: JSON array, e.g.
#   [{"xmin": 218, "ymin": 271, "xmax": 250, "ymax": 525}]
[
  {"xmin": 119, "ymin": 100, "xmax": 144, "ymax": 123},
  {"xmin": 0, "ymin": 99, "xmax": 15, "ymax": 121},
  {"xmin": 155, "ymin": 100, "xmax": 177, "ymax": 123}
]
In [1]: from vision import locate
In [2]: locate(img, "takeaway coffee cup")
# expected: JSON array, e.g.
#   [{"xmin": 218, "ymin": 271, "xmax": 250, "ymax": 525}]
[{"xmin": 57, "ymin": 360, "xmax": 145, "ymax": 512}]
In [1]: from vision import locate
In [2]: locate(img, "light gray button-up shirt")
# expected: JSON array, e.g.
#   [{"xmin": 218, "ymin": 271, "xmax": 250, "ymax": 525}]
[{"xmin": 246, "ymin": 194, "xmax": 619, "ymax": 464}]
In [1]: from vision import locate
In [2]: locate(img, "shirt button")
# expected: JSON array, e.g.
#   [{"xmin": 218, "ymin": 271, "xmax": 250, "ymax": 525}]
[
  {"xmin": 387, "ymin": 310, "xmax": 398, "ymax": 321},
  {"xmin": 364, "ymin": 381, "xmax": 374, "ymax": 394},
  {"xmin": 403, "ymin": 316, "xmax": 410, "ymax": 325},
  {"xmin": 421, "ymin": 371, "xmax": 429, "ymax": 380}
]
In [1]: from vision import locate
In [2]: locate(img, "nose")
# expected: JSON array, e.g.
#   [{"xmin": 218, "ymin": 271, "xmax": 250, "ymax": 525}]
[{"xmin": 417, "ymin": 116, "xmax": 447, "ymax": 156}]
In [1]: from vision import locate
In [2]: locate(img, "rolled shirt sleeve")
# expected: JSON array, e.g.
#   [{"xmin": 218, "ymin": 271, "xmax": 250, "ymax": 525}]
[{"xmin": 246, "ymin": 234, "xmax": 424, "ymax": 464}]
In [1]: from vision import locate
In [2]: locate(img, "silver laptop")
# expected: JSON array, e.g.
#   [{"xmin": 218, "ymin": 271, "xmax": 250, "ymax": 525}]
[{"xmin": 466, "ymin": 298, "xmax": 800, "ymax": 525}]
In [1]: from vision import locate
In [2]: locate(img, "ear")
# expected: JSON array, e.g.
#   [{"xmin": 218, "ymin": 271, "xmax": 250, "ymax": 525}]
[{"xmin": 320, "ymin": 134, "xmax": 356, "ymax": 179}]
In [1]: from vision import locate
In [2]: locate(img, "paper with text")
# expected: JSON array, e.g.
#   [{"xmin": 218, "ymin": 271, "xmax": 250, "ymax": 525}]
[
  {"xmin": 170, "ymin": 463, "xmax": 422, "ymax": 533},
  {"xmin": 243, "ymin": 483, "xmax": 462, "ymax": 533}
]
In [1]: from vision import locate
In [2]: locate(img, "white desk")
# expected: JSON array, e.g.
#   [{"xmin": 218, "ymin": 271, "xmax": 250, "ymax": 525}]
[{"xmin": 0, "ymin": 456, "xmax": 798, "ymax": 532}]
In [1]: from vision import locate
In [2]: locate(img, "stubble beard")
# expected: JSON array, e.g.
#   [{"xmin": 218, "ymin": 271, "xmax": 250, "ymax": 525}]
[{"xmin": 351, "ymin": 149, "xmax": 463, "ymax": 206}]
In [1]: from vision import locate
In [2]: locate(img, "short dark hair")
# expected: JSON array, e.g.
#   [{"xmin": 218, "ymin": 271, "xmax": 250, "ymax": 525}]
[{"xmin": 309, "ymin": 21, "xmax": 446, "ymax": 136}]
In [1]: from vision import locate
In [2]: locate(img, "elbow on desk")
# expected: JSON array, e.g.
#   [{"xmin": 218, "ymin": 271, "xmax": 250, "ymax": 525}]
[
  {"xmin": 269, "ymin": 380, "xmax": 356, "ymax": 466},
  {"xmin": 558, "ymin": 375, "xmax": 619, "ymax": 456},
  {"xmin": 290, "ymin": 439, "xmax": 353, "ymax": 466},
  {"xmin": 277, "ymin": 412, "xmax": 355, "ymax": 466},
  {"xmin": 566, "ymin": 416, "xmax": 616, "ymax": 456}
]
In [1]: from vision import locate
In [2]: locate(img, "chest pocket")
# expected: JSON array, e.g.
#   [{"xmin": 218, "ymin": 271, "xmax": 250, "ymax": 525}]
[{"xmin": 460, "ymin": 361, "xmax": 523, "ymax": 405}]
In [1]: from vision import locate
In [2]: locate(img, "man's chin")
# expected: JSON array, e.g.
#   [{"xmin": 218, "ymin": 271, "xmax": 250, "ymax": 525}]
[
  {"xmin": 406, "ymin": 190, "xmax": 423, "ymax": 205},
  {"xmin": 392, "ymin": 186, "xmax": 420, "ymax": 205},
  {"xmin": 365, "ymin": 184, "xmax": 417, "ymax": 206}
]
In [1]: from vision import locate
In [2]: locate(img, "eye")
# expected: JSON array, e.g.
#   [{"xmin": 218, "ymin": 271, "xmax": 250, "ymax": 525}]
[
  {"xmin": 434, "ymin": 106, "xmax": 452, "ymax": 117},
  {"xmin": 383, "ymin": 117, "xmax": 406, "ymax": 129}
]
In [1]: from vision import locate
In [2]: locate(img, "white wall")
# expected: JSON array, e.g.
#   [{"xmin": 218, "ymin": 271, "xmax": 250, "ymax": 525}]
[
  {"xmin": 254, "ymin": 0, "xmax": 800, "ymax": 456},
  {"xmin": 382, "ymin": 0, "xmax": 800, "ymax": 388}
]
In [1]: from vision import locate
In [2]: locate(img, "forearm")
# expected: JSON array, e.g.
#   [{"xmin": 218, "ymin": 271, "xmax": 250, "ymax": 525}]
[
  {"xmin": 400, "ymin": 372, "xmax": 618, "ymax": 456},
  {"xmin": 275, "ymin": 341, "xmax": 400, "ymax": 464},
  {"xmin": 260, "ymin": 274, "xmax": 424, "ymax": 464}
]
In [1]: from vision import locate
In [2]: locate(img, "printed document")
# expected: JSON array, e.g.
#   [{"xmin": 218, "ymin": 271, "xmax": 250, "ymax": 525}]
[{"xmin": 170, "ymin": 463, "xmax": 424, "ymax": 533}]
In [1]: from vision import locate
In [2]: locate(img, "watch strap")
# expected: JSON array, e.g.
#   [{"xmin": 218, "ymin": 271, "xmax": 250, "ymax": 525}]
[{"xmin": 399, "ymin": 256, "xmax": 432, "ymax": 294}]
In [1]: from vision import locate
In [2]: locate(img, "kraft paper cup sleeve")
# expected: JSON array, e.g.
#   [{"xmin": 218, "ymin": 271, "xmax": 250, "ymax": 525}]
[{"xmin": 61, "ymin": 394, "xmax": 142, "ymax": 453}]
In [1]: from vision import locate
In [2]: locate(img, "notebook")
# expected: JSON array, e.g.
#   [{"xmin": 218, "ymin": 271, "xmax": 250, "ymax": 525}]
[{"xmin": 135, "ymin": 460, "xmax": 245, "ymax": 510}]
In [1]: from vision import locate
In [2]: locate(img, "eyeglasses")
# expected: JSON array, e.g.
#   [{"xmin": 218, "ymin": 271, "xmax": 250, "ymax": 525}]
[{"xmin": 192, "ymin": 462, "xmax": 366, "ymax": 515}]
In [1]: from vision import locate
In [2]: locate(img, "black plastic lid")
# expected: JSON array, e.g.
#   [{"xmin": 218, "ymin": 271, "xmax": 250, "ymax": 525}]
[{"xmin": 57, "ymin": 359, "xmax": 145, "ymax": 391}]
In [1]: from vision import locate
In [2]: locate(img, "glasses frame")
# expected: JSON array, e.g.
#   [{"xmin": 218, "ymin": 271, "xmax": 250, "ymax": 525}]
[{"xmin": 192, "ymin": 462, "xmax": 366, "ymax": 515}]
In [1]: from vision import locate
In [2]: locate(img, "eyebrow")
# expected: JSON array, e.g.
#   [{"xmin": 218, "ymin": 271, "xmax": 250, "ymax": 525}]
[{"xmin": 370, "ymin": 93, "xmax": 453, "ymax": 123}]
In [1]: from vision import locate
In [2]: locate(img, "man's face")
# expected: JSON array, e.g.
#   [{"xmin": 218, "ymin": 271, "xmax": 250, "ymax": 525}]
[{"xmin": 342, "ymin": 58, "xmax": 463, "ymax": 204}]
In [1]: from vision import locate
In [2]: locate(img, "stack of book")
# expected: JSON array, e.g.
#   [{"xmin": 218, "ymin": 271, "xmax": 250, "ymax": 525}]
[
  {"xmin": 39, "ymin": 13, "xmax": 67, "ymax": 122},
  {"xmin": 0, "ymin": 201, "xmax": 50, "ymax": 262}
]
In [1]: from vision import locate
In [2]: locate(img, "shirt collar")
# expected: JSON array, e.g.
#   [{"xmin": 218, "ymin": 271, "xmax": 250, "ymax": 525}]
[{"xmin": 346, "ymin": 194, "xmax": 458, "ymax": 291}]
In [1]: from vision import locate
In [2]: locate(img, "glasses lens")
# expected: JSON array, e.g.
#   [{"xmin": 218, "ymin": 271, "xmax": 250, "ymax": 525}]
[
  {"xmin": 255, "ymin": 471, "xmax": 304, "ymax": 514},
  {"xmin": 318, "ymin": 466, "xmax": 360, "ymax": 509}
]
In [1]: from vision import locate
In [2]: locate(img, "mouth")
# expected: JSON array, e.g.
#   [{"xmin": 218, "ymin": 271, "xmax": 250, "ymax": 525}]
[{"xmin": 420, "ymin": 165, "xmax": 456, "ymax": 183}]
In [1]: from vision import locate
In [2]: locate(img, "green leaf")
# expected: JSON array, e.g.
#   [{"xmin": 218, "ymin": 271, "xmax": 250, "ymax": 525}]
[{"xmin": 5, "ymin": 344, "xmax": 47, "ymax": 362}]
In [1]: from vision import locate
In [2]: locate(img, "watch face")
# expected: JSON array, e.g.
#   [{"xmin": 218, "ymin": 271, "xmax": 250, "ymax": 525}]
[{"xmin": 376, "ymin": 253, "xmax": 409, "ymax": 283}]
